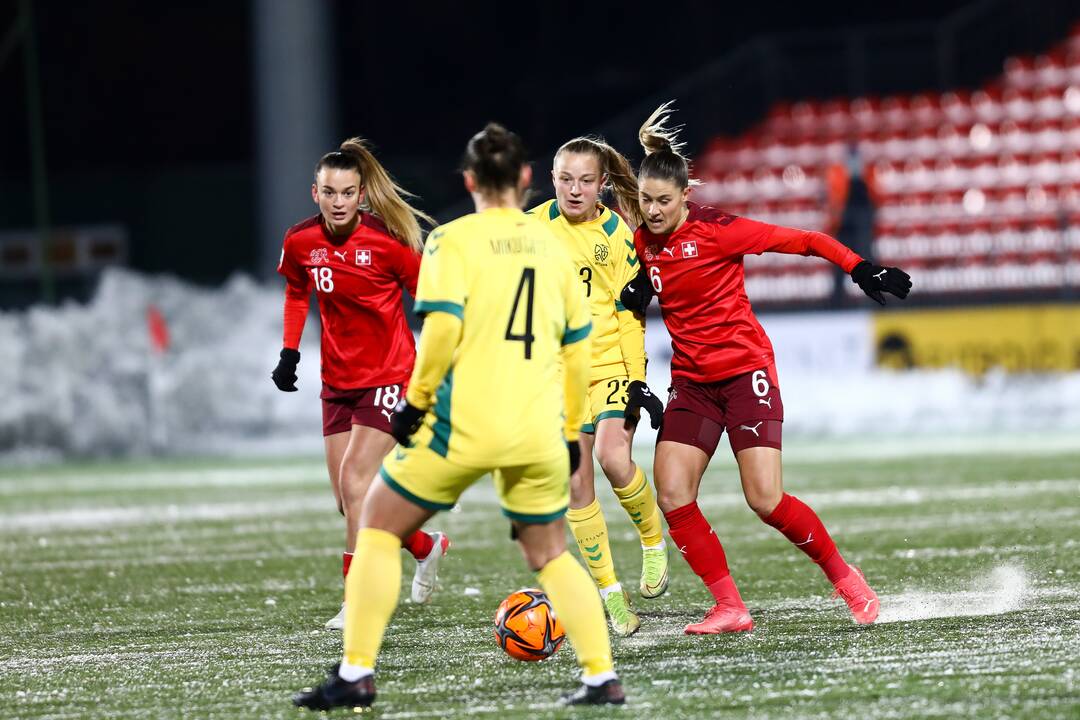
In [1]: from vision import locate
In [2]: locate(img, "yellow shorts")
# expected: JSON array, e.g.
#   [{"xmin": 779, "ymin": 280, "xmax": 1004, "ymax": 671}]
[
  {"xmin": 379, "ymin": 442, "xmax": 570, "ymax": 524},
  {"xmin": 581, "ymin": 372, "xmax": 629, "ymax": 434}
]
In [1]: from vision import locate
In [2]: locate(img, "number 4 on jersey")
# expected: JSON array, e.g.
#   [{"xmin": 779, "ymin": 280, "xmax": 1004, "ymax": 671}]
[{"xmin": 505, "ymin": 268, "xmax": 536, "ymax": 359}]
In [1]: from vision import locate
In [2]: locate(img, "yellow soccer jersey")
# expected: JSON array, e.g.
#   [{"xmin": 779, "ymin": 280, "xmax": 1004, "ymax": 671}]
[
  {"xmin": 528, "ymin": 199, "xmax": 645, "ymax": 383},
  {"xmin": 408, "ymin": 207, "xmax": 592, "ymax": 468}
]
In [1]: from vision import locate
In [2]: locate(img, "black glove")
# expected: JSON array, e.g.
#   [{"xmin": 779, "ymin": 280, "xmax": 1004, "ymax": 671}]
[
  {"xmin": 271, "ymin": 348, "xmax": 300, "ymax": 391},
  {"xmin": 567, "ymin": 438, "xmax": 582, "ymax": 475},
  {"xmin": 850, "ymin": 260, "xmax": 912, "ymax": 306},
  {"xmin": 390, "ymin": 399, "xmax": 425, "ymax": 446},
  {"xmin": 619, "ymin": 268, "xmax": 654, "ymax": 315},
  {"xmin": 624, "ymin": 380, "xmax": 664, "ymax": 429}
]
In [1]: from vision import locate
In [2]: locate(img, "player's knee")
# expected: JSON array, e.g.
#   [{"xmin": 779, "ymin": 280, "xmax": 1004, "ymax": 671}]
[
  {"xmin": 656, "ymin": 485, "xmax": 690, "ymax": 514},
  {"xmin": 745, "ymin": 488, "xmax": 781, "ymax": 517},
  {"xmin": 568, "ymin": 469, "xmax": 595, "ymax": 505},
  {"xmin": 595, "ymin": 446, "xmax": 633, "ymax": 486}
]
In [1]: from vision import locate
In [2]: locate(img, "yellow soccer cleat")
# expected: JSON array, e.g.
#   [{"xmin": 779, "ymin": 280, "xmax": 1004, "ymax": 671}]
[
  {"xmin": 639, "ymin": 544, "xmax": 669, "ymax": 599},
  {"xmin": 602, "ymin": 586, "xmax": 641, "ymax": 637}
]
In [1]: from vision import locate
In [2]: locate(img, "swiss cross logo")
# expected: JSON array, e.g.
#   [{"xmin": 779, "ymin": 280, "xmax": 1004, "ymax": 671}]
[
  {"xmin": 309, "ymin": 248, "xmax": 328, "ymax": 264},
  {"xmin": 681, "ymin": 241, "xmax": 698, "ymax": 258},
  {"xmin": 356, "ymin": 249, "xmax": 372, "ymax": 266}
]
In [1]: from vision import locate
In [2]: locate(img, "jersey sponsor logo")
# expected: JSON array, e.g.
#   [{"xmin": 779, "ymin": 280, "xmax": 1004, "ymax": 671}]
[
  {"xmin": 758, "ymin": 397, "xmax": 772, "ymax": 409},
  {"xmin": 309, "ymin": 248, "xmax": 329, "ymax": 264},
  {"xmin": 681, "ymin": 241, "xmax": 698, "ymax": 258},
  {"xmin": 333, "ymin": 250, "xmax": 348, "ymax": 262},
  {"xmin": 356, "ymin": 249, "xmax": 372, "ymax": 266},
  {"xmin": 739, "ymin": 421, "xmax": 763, "ymax": 437},
  {"xmin": 594, "ymin": 244, "xmax": 609, "ymax": 263},
  {"xmin": 661, "ymin": 247, "xmax": 676, "ymax": 258}
]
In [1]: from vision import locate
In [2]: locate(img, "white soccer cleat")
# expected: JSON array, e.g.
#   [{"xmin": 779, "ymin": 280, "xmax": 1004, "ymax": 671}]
[
  {"xmin": 324, "ymin": 603, "xmax": 346, "ymax": 630},
  {"xmin": 410, "ymin": 531, "xmax": 450, "ymax": 604}
]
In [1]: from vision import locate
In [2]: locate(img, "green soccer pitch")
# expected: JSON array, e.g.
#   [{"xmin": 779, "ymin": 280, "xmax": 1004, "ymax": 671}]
[{"xmin": 1, "ymin": 444, "xmax": 1078, "ymax": 719}]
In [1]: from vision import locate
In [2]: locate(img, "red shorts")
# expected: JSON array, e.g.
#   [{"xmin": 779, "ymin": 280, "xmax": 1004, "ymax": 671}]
[
  {"xmin": 320, "ymin": 382, "xmax": 406, "ymax": 437},
  {"xmin": 657, "ymin": 364, "xmax": 784, "ymax": 457}
]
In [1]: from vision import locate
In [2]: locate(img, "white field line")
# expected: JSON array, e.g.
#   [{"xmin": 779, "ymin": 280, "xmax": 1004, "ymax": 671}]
[
  {"xmin": 0, "ymin": 465, "xmax": 325, "ymax": 495},
  {"xmin": 2, "ymin": 477, "xmax": 1076, "ymax": 534}
]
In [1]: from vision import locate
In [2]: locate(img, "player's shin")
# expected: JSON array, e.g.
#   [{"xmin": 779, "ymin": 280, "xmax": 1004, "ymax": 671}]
[
  {"xmin": 342, "ymin": 528, "xmax": 403, "ymax": 670},
  {"xmin": 762, "ymin": 493, "xmax": 850, "ymax": 584},
  {"xmin": 566, "ymin": 499, "xmax": 618, "ymax": 590},
  {"xmin": 537, "ymin": 551, "xmax": 615, "ymax": 678},
  {"xmin": 612, "ymin": 465, "xmax": 664, "ymax": 547}
]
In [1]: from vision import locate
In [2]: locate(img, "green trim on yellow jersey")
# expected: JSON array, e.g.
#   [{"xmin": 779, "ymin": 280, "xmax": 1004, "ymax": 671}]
[
  {"xmin": 380, "ymin": 467, "xmax": 455, "ymax": 511},
  {"xmin": 429, "ymin": 372, "xmax": 453, "ymax": 457},
  {"xmin": 562, "ymin": 322, "xmax": 592, "ymax": 346},
  {"xmin": 502, "ymin": 505, "xmax": 568, "ymax": 524},
  {"xmin": 601, "ymin": 212, "xmax": 620, "ymax": 236},
  {"xmin": 548, "ymin": 200, "xmax": 561, "ymax": 221},
  {"xmin": 414, "ymin": 300, "xmax": 464, "ymax": 320}
]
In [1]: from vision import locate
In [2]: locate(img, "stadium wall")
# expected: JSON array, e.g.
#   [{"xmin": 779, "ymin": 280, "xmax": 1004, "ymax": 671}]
[{"xmin": 3, "ymin": 269, "xmax": 1079, "ymax": 463}]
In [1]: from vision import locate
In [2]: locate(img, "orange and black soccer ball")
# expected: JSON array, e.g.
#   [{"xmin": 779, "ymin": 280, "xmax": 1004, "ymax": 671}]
[{"xmin": 493, "ymin": 588, "xmax": 565, "ymax": 661}]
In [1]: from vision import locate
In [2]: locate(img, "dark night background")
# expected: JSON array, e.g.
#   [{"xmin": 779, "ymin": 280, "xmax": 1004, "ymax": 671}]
[{"xmin": 1, "ymin": 0, "xmax": 1076, "ymax": 299}]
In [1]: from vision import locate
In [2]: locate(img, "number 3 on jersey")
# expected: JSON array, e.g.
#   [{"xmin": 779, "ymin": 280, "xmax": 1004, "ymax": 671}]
[
  {"xmin": 311, "ymin": 267, "xmax": 334, "ymax": 293},
  {"xmin": 505, "ymin": 268, "xmax": 536, "ymax": 359}
]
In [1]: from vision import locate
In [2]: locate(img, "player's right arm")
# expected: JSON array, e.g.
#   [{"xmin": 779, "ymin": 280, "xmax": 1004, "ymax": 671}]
[
  {"xmin": 560, "ymin": 266, "xmax": 592, "ymax": 443},
  {"xmin": 404, "ymin": 229, "xmax": 465, "ymax": 413},
  {"xmin": 272, "ymin": 233, "xmax": 312, "ymax": 391}
]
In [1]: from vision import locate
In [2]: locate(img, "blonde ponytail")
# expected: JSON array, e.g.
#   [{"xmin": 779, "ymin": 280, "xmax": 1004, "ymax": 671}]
[
  {"xmin": 638, "ymin": 101, "xmax": 699, "ymax": 189},
  {"xmin": 336, "ymin": 137, "xmax": 434, "ymax": 251}
]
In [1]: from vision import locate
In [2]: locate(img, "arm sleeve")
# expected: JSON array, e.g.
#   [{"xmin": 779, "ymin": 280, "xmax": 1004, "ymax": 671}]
[
  {"xmin": 397, "ymin": 244, "xmax": 422, "ymax": 297},
  {"xmin": 277, "ymin": 237, "xmax": 311, "ymax": 349},
  {"xmin": 412, "ymin": 228, "xmax": 465, "ymax": 319},
  {"xmin": 720, "ymin": 216, "xmax": 863, "ymax": 272},
  {"xmin": 404, "ymin": 311, "xmax": 462, "ymax": 411},
  {"xmin": 561, "ymin": 270, "xmax": 593, "ymax": 442},
  {"xmin": 611, "ymin": 227, "xmax": 647, "ymax": 382}
]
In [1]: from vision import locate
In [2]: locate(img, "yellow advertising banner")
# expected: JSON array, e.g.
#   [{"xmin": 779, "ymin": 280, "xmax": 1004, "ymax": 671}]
[{"xmin": 873, "ymin": 304, "xmax": 1080, "ymax": 373}]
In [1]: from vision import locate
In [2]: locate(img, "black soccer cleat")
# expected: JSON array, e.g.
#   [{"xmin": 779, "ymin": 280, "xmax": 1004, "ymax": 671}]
[
  {"xmin": 292, "ymin": 664, "xmax": 376, "ymax": 711},
  {"xmin": 559, "ymin": 678, "xmax": 626, "ymax": 706}
]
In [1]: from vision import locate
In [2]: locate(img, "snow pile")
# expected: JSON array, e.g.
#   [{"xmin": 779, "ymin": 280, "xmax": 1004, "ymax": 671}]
[
  {"xmin": 3, "ymin": 269, "xmax": 1080, "ymax": 461},
  {"xmin": 1, "ymin": 268, "xmax": 321, "ymax": 461}
]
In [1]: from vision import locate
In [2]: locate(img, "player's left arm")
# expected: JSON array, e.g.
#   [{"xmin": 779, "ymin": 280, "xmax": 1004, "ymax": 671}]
[
  {"xmin": 397, "ymin": 241, "xmax": 422, "ymax": 297},
  {"xmin": 723, "ymin": 217, "xmax": 912, "ymax": 305},
  {"xmin": 611, "ymin": 230, "xmax": 647, "ymax": 382}
]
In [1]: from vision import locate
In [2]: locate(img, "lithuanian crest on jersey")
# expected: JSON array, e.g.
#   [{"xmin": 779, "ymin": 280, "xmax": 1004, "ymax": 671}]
[{"xmin": 594, "ymin": 244, "xmax": 609, "ymax": 263}]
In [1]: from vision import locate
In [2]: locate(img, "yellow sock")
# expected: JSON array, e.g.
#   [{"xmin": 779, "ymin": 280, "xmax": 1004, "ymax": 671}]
[
  {"xmin": 342, "ymin": 528, "xmax": 402, "ymax": 668},
  {"xmin": 613, "ymin": 465, "xmax": 664, "ymax": 547},
  {"xmin": 565, "ymin": 499, "xmax": 617, "ymax": 589},
  {"xmin": 537, "ymin": 551, "xmax": 614, "ymax": 677}
]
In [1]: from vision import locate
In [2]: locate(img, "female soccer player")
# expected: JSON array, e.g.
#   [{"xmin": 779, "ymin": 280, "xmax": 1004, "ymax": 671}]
[
  {"xmin": 620, "ymin": 104, "xmax": 911, "ymax": 634},
  {"xmin": 272, "ymin": 138, "xmax": 450, "ymax": 629},
  {"xmin": 529, "ymin": 138, "xmax": 667, "ymax": 636},
  {"xmin": 293, "ymin": 123, "xmax": 624, "ymax": 711}
]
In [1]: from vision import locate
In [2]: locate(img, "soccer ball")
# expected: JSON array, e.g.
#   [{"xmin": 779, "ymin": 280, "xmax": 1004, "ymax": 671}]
[{"xmin": 493, "ymin": 588, "xmax": 565, "ymax": 661}]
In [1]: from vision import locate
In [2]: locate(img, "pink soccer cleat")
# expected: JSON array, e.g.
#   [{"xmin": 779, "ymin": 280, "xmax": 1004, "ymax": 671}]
[
  {"xmin": 832, "ymin": 565, "xmax": 879, "ymax": 624},
  {"xmin": 684, "ymin": 603, "xmax": 754, "ymax": 634}
]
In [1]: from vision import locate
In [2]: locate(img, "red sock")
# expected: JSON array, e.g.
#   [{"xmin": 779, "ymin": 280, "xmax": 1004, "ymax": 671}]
[
  {"xmin": 402, "ymin": 530, "xmax": 435, "ymax": 560},
  {"xmin": 664, "ymin": 502, "xmax": 732, "ymax": 596},
  {"xmin": 342, "ymin": 552, "xmax": 353, "ymax": 580},
  {"xmin": 763, "ymin": 493, "xmax": 850, "ymax": 584}
]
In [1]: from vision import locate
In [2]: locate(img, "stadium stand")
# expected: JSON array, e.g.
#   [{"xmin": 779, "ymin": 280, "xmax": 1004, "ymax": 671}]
[{"xmin": 695, "ymin": 23, "xmax": 1080, "ymax": 304}]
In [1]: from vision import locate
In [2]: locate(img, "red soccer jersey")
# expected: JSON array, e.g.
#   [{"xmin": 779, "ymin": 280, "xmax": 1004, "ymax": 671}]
[
  {"xmin": 277, "ymin": 212, "xmax": 420, "ymax": 390},
  {"xmin": 635, "ymin": 203, "xmax": 863, "ymax": 383}
]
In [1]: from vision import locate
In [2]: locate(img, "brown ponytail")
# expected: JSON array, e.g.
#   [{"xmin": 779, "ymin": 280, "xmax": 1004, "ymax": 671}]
[
  {"xmin": 316, "ymin": 137, "xmax": 434, "ymax": 251},
  {"xmin": 556, "ymin": 137, "xmax": 643, "ymax": 228},
  {"xmin": 638, "ymin": 101, "xmax": 700, "ymax": 190}
]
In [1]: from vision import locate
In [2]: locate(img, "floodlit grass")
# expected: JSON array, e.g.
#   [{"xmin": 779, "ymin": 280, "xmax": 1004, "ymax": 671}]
[{"xmin": 1, "ymin": 447, "xmax": 1078, "ymax": 719}]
